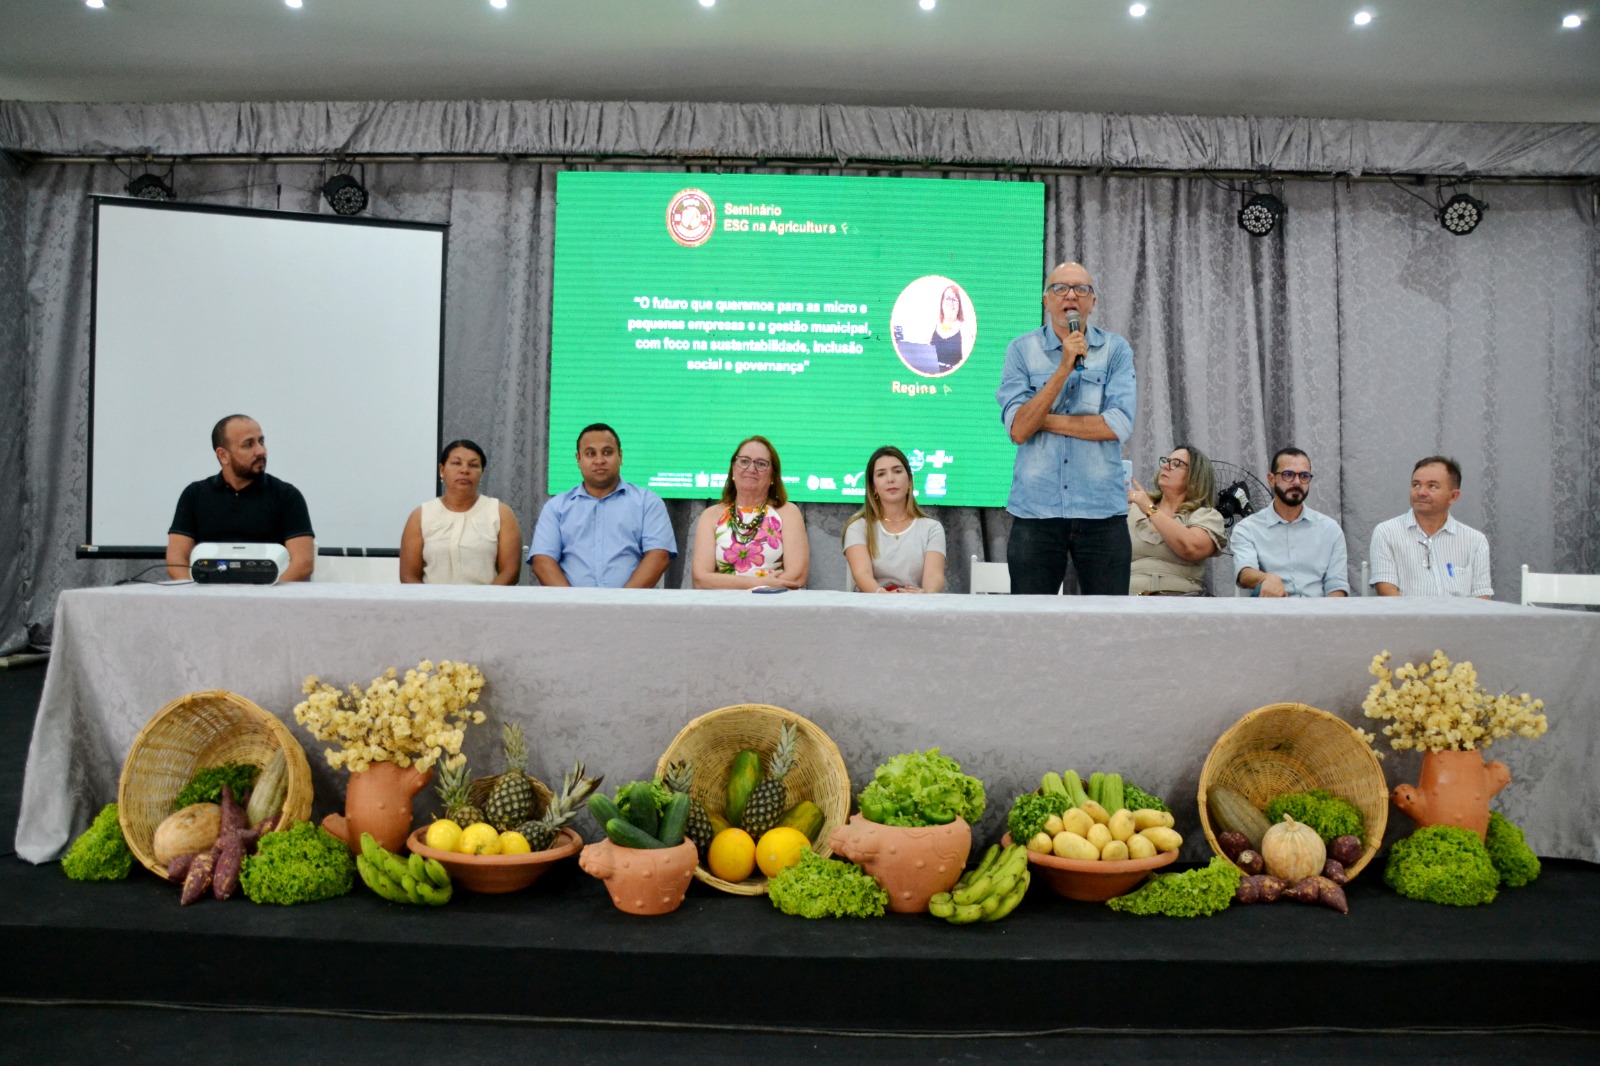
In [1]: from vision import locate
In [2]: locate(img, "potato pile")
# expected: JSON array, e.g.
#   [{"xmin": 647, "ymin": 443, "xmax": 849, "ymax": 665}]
[{"xmin": 1027, "ymin": 800, "xmax": 1182, "ymax": 862}]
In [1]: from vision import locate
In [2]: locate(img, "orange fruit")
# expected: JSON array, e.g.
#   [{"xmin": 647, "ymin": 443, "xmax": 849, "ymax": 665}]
[
  {"xmin": 706, "ymin": 827, "xmax": 756, "ymax": 882},
  {"xmin": 755, "ymin": 827, "xmax": 810, "ymax": 877}
]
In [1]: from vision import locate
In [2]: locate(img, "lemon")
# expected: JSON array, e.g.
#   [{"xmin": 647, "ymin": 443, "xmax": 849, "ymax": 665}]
[
  {"xmin": 457, "ymin": 822, "xmax": 502, "ymax": 855},
  {"xmin": 755, "ymin": 826, "xmax": 810, "ymax": 877},
  {"xmin": 499, "ymin": 831, "xmax": 532, "ymax": 855},
  {"xmin": 423, "ymin": 818, "xmax": 463, "ymax": 853},
  {"xmin": 706, "ymin": 827, "xmax": 756, "ymax": 882}
]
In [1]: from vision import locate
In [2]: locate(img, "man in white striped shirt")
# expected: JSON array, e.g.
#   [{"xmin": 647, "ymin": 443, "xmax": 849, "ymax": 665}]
[{"xmin": 1368, "ymin": 456, "xmax": 1493, "ymax": 599}]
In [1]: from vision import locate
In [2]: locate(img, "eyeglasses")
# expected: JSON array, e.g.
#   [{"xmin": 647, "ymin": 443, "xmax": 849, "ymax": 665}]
[
  {"xmin": 1045, "ymin": 282, "xmax": 1095, "ymax": 296},
  {"xmin": 1274, "ymin": 470, "xmax": 1314, "ymax": 484},
  {"xmin": 734, "ymin": 456, "xmax": 772, "ymax": 472},
  {"xmin": 1158, "ymin": 456, "xmax": 1189, "ymax": 471}
]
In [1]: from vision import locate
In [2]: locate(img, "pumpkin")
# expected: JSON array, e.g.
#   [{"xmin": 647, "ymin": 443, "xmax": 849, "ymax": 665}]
[
  {"xmin": 153, "ymin": 802, "xmax": 221, "ymax": 866},
  {"xmin": 1260, "ymin": 814, "xmax": 1326, "ymax": 884}
]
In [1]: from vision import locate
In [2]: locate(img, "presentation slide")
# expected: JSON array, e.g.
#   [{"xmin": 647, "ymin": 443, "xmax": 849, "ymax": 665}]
[{"xmin": 549, "ymin": 173, "xmax": 1044, "ymax": 507}]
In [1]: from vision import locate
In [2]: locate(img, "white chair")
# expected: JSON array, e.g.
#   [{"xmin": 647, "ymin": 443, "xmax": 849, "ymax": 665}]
[
  {"xmin": 969, "ymin": 554, "xmax": 1010, "ymax": 594},
  {"xmin": 1520, "ymin": 564, "xmax": 1600, "ymax": 607}
]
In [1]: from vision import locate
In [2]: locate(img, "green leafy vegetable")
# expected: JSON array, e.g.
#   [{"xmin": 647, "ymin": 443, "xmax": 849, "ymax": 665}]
[
  {"xmin": 1264, "ymin": 789, "xmax": 1364, "ymax": 843},
  {"xmin": 767, "ymin": 850, "xmax": 888, "ymax": 918},
  {"xmin": 173, "ymin": 763, "xmax": 259, "ymax": 811},
  {"xmin": 857, "ymin": 748, "xmax": 986, "ymax": 828},
  {"xmin": 614, "ymin": 778, "xmax": 674, "ymax": 822},
  {"xmin": 1484, "ymin": 812, "xmax": 1540, "ymax": 888},
  {"xmin": 1007, "ymin": 791, "xmax": 1069, "ymax": 843},
  {"xmin": 1106, "ymin": 856, "xmax": 1241, "ymax": 917},
  {"xmin": 1122, "ymin": 782, "xmax": 1169, "ymax": 814},
  {"xmin": 1383, "ymin": 825, "xmax": 1499, "ymax": 907},
  {"xmin": 239, "ymin": 821, "xmax": 355, "ymax": 904},
  {"xmin": 61, "ymin": 803, "xmax": 134, "ymax": 881}
]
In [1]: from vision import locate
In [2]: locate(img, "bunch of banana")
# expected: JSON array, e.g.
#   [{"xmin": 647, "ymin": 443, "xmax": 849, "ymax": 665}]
[
  {"xmin": 357, "ymin": 832, "xmax": 453, "ymax": 905},
  {"xmin": 927, "ymin": 843, "xmax": 1029, "ymax": 924}
]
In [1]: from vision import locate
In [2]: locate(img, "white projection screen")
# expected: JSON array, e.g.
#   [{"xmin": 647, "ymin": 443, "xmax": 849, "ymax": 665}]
[{"xmin": 86, "ymin": 198, "xmax": 446, "ymax": 556}]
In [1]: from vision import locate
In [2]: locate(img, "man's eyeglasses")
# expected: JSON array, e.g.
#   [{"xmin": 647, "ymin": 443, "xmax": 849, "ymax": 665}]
[
  {"xmin": 734, "ymin": 456, "xmax": 772, "ymax": 471},
  {"xmin": 1045, "ymin": 282, "xmax": 1095, "ymax": 297},
  {"xmin": 1274, "ymin": 470, "xmax": 1314, "ymax": 484},
  {"xmin": 1159, "ymin": 456, "xmax": 1189, "ymax": 471}
]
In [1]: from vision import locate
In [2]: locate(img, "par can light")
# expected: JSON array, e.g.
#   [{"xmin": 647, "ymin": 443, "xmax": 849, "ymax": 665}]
[
  {"xmin": 1237, "ymin": 192, "xmax": 1285, "ymax": 237},
  {"xmin": 1438, "ymin": 192, "xmax": 1487, "ymax": 236}
]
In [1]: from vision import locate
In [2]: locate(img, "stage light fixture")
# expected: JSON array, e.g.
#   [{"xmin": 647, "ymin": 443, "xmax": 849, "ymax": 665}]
[
  {"xmin": 1353, "ymin": 10, "xmax": 1373, "ymax": 26},
  {"xmin": 1562, "ymin": 14, "xmax": 1582, "ymax": 29},
  {"xmin": 1238, "ymin": 192, "xmax": 1285, "ymax": 237},
  {"xmin": 1129, "ymin": 3, "xmax": 1148, "ymax": 16},
  {"xmin": 322, "ymin": 172, "xmax": 369, "ymax": 216},
  {"xmin": 1438, "ymin": 192, "xmax": 1487, "ymax": 236},
  {"xmin": 126, "ymin": 173, "xmax": 174, "ymax": 201}
]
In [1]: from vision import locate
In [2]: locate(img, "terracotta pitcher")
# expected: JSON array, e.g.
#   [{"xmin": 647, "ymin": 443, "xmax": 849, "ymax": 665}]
[
  {"xmin": 827, "ymin": 814, "xmax": 972, "ymax": 913},
  {"xmin": 322, "ymin": 760, "xmax": 433, "ymax": 854},
  {"xmin": 1391, "ymin": 748, "xmax": 1510, "ymax": 840}
]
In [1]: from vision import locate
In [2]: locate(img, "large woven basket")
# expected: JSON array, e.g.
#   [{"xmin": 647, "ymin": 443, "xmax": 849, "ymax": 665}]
[
  {"xmin": 1197, "ymin": 702, "xmax": 1388, "ymax": 879},
  {"xmin": 655, "ymin": 703, "xmax": 852, "ymax": 896},
  {"xmin": 118, "ymin": 690, "xmax": 314, "ymax": 877}
]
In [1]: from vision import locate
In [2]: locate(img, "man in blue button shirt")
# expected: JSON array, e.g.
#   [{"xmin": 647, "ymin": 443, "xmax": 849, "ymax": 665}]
[
  {"xmin": 530, "ymin": 423, "xmax": 676, "ymax": 588},
  {"xmin": 1231, "ymin": 447, "xmax": 1350, "ymax": 598},
  {"xmin": 996, "ymin": 262, "xmax": 1137, "ymax": 594}
]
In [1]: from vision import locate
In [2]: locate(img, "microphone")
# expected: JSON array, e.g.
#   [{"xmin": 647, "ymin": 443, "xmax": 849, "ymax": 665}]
[{"xmin": 1065, "ymin": 309, "xmax": 1083, "ymax": 367}]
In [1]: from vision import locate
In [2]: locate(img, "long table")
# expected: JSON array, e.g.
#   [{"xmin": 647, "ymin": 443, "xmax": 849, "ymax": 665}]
[{"xmin": 17, "ymin": 585, "xmax": 1600, "ymax": 864}]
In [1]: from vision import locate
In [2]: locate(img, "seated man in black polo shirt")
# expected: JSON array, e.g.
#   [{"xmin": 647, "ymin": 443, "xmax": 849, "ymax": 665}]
[{"xmin": 165, "ymin": 414, "xmax": 316, "ymax": 581}]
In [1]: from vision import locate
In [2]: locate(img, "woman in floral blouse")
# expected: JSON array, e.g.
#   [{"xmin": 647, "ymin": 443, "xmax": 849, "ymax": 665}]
[{"xmin": 692, "ymin": 435, "xmax": 809, "ymax": 589}]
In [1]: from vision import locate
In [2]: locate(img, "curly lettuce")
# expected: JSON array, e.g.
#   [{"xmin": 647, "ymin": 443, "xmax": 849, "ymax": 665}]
[
  {"xmin": 61, "ymin": 803, "xmax": 135, "ymax": 882},
  {"xmin": 1007, "ymin": 791, "xmax": 1069, "ymax": 843},
  {"xmin": 857, "ymin": 748, "xmax": 985, "ymax": 828},
  {"xmin": 768, "ymin": 851, "xmax": 888, "ymax": 918},
  {"xmin": 1106, "ymin": 856, "xmax": 1241, "ymax": 917},
  {"xmin": 239, "ymin": 821, "xmax": 355, "ymax": 904},
  {"xmin": 1383, "ymin": 825, "xmax": 1499, "ymax": 906},
  {"xmin": 1484, "ymin": 812, "xmax": 1540, "ymax": 888}
]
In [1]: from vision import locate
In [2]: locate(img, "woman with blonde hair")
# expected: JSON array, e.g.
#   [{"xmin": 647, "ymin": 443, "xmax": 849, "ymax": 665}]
[
  {"xmin": 1126, "ymin": 443, "xmax": 1225, "ymax": 595},
  {"xmin": 842, "ymin": 445, "xmax": 946, "ymax": 593}
]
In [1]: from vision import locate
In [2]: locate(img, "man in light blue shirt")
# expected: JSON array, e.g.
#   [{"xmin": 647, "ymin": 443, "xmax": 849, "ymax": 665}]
[
  {"xmin": 1232, "ymin": 447, "xmax": 1349, "ymax": 598},
  {"xmin": 995, "ymin": 261, "xmax": 1137, "ymax": 595},
  {"xmin": 1369, "ymin": 455, "xmax": 1493, "ymax": 598},
  {"xmin": 530, "ymin": 423, "xmax": 676, "ymax": 588}
]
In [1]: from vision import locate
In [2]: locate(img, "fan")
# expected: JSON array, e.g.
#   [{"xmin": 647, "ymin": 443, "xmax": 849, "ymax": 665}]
[{"xmin": 1211, "ymin": 461, "xmax": 1271, "ymax": 544}]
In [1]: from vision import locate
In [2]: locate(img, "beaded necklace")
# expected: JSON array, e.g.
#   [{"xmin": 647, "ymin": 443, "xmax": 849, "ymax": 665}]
[{"xmin": 724, "ymin": 504, "xmax": 769, "ymax": 545}]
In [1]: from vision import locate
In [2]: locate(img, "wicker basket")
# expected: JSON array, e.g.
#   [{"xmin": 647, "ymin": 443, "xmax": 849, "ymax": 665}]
[
  {"xmin": 118, "ymin": 690, "xmax": 314, "ymax": 877},
  {"xmin": 1197, "ymin": 702, "xmax": 1388, "ymax": 879},
  {"xmin": 655, "ymin": 703, "xmax": 852, "ymax": 896},
  {"xmin": 468, "ymin": 772, "xmax": 555, "ymax": 825}
]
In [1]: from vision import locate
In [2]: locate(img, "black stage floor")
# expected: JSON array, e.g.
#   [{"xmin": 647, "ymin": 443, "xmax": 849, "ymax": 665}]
[{"xmin": 3, "ymin": 662, "xmax": 1597, "ymax": 1063}]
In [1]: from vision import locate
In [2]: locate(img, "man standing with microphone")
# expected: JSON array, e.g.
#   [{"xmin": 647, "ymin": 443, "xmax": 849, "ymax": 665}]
[{"xmin": 996, "ymin": 261, "xmax": 1137, "ymax": 594}]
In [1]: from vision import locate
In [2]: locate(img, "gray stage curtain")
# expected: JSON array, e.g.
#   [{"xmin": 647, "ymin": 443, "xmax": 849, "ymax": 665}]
[
  {"xmin": 1, "ymin": 104, "xmax": 1597, "ymax": 651},
  {"xmin": 4, "ymin": 100, "xmax": 1599, "ymax": 177}
]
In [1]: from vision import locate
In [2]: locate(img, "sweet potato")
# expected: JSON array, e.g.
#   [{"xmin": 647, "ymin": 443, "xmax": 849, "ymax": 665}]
[
  {"xmin": 1329, "ymin": 835, "xmax": 1363, "ymax": 867},
  {"xmin": 1216, "ymin": 831, "xmax": 1251, "ymax": 862},
  {"xmin": 180, "ymin": 849, "xmax": 215, "ymax": 905},
  {"xmin": 1322, "ymin": 858, "xmax": 1349, "ymax": 885},
  {"xmin": 1311, "ymin": 874, "xmax": 1350, "ymax": 914},
  {"xmin": 1235, "ymin": 849, "xmax": 1265, "ymax": 876},
  {"xmin": 1254, "ymin": 874, "xmax": 1287, "ymax": 902},
  {"xmin": 1234, "ymin": 877, "xmax": 1262, "ymax": 904},
  {"xmin": 1283, "ymin": 876, "xmax": 1322, "ymax": 905},
  {"xmin": 166, "ymin": 854, "xmax": 194, "ymax": 882}
]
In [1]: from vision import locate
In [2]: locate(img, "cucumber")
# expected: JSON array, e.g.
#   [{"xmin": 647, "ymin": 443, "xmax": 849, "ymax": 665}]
[
  {"xmin": 605, "ymin": 816, "xmax": 668, "ymax": 849},
  {"xmin": 1062, "ymin": 770, "xmax": 1090, "ymax": 807},
  {"xmin": 1039, "ymin": 771, "xmax": 1067, "ymax": 799},
  {"xmin": 724, "ymin": 750, "xmax": 762, "ymax": 828},
  {"xmin": 1102, "ymin": 773, "xmax": 1125, "ymax": 815},
  {"xmin": 588, "ymin": 792, "xmax": 623, "ymax": 831},
  {"xmin": 625, "ymin": 781, "xmax": 660, "ymax": 838},
  {"xmin": 658, "ymin": 792, "xmax": 690, "ymax": 847},
  {"xmin": 1087, "ymin": 771, "xmax": 1106, "ymax": 807}
]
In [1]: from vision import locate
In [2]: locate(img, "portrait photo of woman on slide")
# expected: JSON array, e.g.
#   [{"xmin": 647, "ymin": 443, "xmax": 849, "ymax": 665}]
[{"xmin": 890, "ymin": 275, "xmax": 975, "ymax": 378}]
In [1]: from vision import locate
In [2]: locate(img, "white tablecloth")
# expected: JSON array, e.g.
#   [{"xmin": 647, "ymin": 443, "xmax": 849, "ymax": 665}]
[{"xmin": 18, "ymin": 585, "xmax": 1600, "ymax": 863}]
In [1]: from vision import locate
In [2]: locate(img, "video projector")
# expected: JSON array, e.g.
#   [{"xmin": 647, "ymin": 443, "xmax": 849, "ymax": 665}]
[{"xmin": 190, "ymin": 542, "xmax": 291, "ymax": 585}]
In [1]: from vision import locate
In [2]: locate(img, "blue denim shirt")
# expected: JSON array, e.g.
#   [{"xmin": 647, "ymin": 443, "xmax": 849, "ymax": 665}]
[
  {"xmin": 996, "ymin": 324, "xmax": 1136, "ymax": 519},
  {"xmin": 1230, "ymin": 504, "xmax": 1351, "ymax": 597},
  {"xmin": 529, "ymin": 481, "xmax": 677, "ymax": 587}
]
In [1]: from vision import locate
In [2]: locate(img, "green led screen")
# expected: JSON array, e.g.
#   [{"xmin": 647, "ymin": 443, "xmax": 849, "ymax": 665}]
[{"xmin": 549, "ymin": 172, "xmax": 1045, "ymax": 507}]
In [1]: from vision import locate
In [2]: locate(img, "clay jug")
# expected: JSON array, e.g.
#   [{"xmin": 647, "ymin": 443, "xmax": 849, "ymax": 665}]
[
  {"xmin": 579, "ymin": 838, "xmax": 699, "ymax": 915},
  {"xmin": 827, "ymin": 813, "xmax": 972, "ymax": 913},
  {"xmin": 1391, "ymin": 748, "xmax": 1510, "ymax": 840},
  {"xmin": 322, "ymin": 760, "xmax": 433, "ymax": 854}
]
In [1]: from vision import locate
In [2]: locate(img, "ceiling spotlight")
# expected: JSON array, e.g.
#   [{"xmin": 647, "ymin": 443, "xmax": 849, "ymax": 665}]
[
  {"xmin": 490, "ymin": 0, "xmax": 508, "ymax": 8},
  {"xmin": 1129, "ymin": 3, "xmax": 1148, "ymax": 16},
  {"xmin": 1238, "ymin": 192, "xmax": 1285, "ymax": 237},
  {"xmin": 1563, "ymin": 14, "xmax": 1583, "ymax": 28},
  {"xmin": 85, "ymin": 0, "xmax": 105, "ymax": 8},
  {"xmin": 1438, "ymin": 192, "xmax": 1487, "ymax": 236},
  {"xmin": 285, "ymin": 0, "xmax": 303, "ymax": 9},
  {"xmin": 1353, "ymin": 10, "xmax": 1373, "ymax": 26},
  {"xmin": 126, "ymin": 173, "xmax": 174, "ymax": 201},
  {"xmin": 919, "ymin": 0, "xmax": 936, "ymax": 9},
  {"xmin": 322, "ymin": 172, "xmax": 369, "ymax": 216}
]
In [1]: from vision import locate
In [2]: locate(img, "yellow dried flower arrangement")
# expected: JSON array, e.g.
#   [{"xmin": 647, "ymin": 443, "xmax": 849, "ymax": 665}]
[
  {"xmin": 1362, "ymin": 649, "xmax": 1547, "ymax": 755},
  {"xmin": 293, "ymin": 659, "xmax": 487, "ymax": 774}
]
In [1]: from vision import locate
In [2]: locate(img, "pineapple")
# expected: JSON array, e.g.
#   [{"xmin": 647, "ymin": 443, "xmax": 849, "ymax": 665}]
[
  {"xmin": 435, "ymin": 757, "xmax": 485, "ymax": 828},
  {"xmin": 512, "ymin": 760, "xmax": 603, "ymax": 852},
  {"xmin": 664, "ymin": 759, "xmax": 717, "ymax": 856},
  {"xmin": 483, "ymin": 723, "xmax": 537, "ymax": 831},
  {"xmin": 741, "ymin": 722, "xmax": 798, "ymax": 837}
]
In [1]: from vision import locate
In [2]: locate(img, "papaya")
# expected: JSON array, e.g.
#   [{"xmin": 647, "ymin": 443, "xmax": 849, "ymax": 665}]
[
  {"xmin": 724, "ymin": 750, "xmax": 762, "ymax": 828},
  {"xmin": 774, "ymin": 800, "xmax": 825, "ymax": 842}
]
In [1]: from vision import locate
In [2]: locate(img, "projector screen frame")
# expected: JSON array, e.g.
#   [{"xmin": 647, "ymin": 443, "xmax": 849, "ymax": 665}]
[{"xmin": 79, "ymin": 196, "xmax": 449, "ymax": 560}]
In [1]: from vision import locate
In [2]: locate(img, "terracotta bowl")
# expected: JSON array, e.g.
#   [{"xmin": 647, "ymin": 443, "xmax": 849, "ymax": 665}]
[
  {"xmin": 406, "ymin": 826, "xmax": 583, "ymax": 894},
  {"xmin": 1001, "ymin": 832, "xmax": 1179, "ymax": 902}
]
